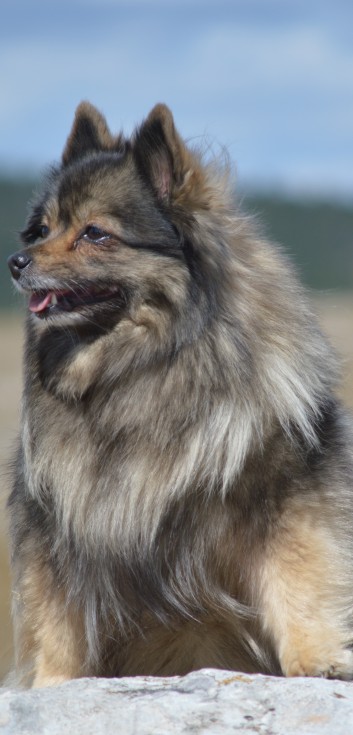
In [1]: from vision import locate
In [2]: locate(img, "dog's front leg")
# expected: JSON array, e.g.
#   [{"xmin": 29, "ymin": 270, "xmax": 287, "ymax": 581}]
[
  {"xmin": 257, "ymin": 498, "xmax": 353, "ymax": 680},
  {"xmin": 12, "ymin": 552, "xmax": 87, "ymax": 688}
]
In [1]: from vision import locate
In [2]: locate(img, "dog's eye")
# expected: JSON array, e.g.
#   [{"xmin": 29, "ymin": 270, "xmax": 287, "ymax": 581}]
[
  {"xmin": 83, "ymin": 226, "xmax": 109, "ymax": 243},
  {"xmin": 38, "ymin": 225, "xmax": 49, "ymax": 239},
  {"xmin": 22, "ymin": 224, "xmax": 49, "ymax": 244}
]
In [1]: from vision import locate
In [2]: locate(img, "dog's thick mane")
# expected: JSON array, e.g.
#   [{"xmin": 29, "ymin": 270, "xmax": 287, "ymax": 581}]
[{"xmin": 25, "ymin": 169, "xmax": 335, "ymax": 518}]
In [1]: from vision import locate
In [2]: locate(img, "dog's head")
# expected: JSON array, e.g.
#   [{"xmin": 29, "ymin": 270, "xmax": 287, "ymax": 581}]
[{"xmin": 8, "ymin": 103, "xmax": 227, "ymax": 338}]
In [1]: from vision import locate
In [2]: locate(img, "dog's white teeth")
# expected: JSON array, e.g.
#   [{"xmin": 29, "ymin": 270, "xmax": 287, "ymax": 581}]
[{"xmin": 51, "ymin": 293, "xmax": 58, "ymax": 305}]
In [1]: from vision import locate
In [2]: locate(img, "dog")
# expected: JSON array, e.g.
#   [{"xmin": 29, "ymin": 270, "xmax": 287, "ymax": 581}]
[{"xmin": 7, "ymin": 102, "xmax": 353, "ymax": 687}]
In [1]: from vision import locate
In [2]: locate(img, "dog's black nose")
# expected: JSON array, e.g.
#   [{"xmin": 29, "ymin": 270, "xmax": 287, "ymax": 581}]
[{"xmin": 8, "ymin": 251, "xmax": 32, "ymax": 279}]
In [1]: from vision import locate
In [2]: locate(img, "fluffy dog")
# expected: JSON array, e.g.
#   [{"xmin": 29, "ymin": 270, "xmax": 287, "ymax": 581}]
[{"xmin": 7, "ymin": 102, "xmax": 353, "ymax": 687}]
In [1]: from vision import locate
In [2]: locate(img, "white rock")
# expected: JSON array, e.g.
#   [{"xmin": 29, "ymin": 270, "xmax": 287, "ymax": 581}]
[{"xmin": 1, "ymin": 669, "xmax": 353, "ymax": 734}]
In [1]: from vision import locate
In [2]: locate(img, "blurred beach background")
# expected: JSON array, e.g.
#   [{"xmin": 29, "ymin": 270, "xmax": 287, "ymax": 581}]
[{"xmin": 0, "ymin": 0, "xmax": 352, "ymax": 680}]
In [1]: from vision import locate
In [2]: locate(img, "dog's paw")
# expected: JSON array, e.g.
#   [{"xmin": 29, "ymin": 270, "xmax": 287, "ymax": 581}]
[
  {"xmin": 282, "ymin": 648, "xmax": 353, "ymax": 680},
  {"xmin": 32, "ymin": 673, "xmax": 72, "ymax": 688}
]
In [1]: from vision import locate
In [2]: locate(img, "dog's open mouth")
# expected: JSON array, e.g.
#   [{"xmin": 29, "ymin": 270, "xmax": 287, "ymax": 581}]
[{"xmin": 29, "ymin": 287, "xmax": 121, "ymax": 316}]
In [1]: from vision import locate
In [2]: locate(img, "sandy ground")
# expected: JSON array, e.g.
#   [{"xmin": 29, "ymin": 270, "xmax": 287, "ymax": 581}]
[{"xmin": 0, "ymin": 295, "xmax": 352, "ymax": 681}]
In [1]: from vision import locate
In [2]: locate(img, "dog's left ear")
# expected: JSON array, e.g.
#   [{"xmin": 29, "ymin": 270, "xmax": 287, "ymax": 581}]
[
  {"xmin": 133, "ymin": 104, "xmax": 192, "ymax": 202},
  {"xmin": 62, "ymin": 102, "xmax": 115, "ymax": 165}
]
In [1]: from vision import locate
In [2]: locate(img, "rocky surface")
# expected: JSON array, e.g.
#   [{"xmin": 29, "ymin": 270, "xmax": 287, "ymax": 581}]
[{"xmin": 1, "ymin": 668, "xmax": 353, "ymax": 734}]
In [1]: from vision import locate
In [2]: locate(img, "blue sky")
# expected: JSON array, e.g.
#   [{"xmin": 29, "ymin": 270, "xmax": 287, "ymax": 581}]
[{"xmin": 1, "ymin": 0, "xmax": 353, "ymax": 198}]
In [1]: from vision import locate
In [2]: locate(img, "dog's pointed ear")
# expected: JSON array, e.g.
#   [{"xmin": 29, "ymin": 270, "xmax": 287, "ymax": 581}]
[
  {"xmin": 133, "ymin": 104, "xmax": 191, "ymax": 202},
  {"xmin": 62, "ymin": 102, "xmax": 114, "ymax": 165}
]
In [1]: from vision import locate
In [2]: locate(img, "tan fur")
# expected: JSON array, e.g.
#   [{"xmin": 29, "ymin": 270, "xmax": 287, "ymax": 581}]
[
  {"xmin": 258, "ymin": 498, "xmax": 353, "ymax": 678},
  {"xmin": 12, "ymin": 552, "xmax": 87, "ymax": 687}
]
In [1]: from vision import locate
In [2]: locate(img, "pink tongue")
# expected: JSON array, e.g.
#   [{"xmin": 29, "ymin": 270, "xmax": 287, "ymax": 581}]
[{"xmin": 29, "ymin": 292, "xmax": 53, "ymax": 313}]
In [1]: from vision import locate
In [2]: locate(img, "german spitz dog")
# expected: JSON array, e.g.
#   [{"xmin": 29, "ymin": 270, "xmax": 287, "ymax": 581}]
[{"xmin": 7, "ymin": 102, "xmax": 353, "ymax": 687}]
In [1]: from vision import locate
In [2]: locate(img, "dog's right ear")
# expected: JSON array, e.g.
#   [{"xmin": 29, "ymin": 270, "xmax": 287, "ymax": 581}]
[
  {"xmin": 62, "ymin": 102, "xmax": 115, "ymax": 165},
  {"xmin": 133, "ymin": 104, "xmax": 192, "ymax": 203},
  {"xmin": 133, "ymin": 104, "xmax": 212, "ymax": 210}
]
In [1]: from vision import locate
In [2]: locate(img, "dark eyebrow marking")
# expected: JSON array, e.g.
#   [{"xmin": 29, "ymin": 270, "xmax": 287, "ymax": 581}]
[{"xmin": 20, "ymin": 205, "xmax": 46, "ymax": 245}]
